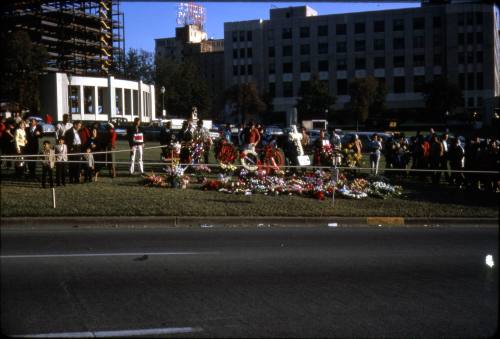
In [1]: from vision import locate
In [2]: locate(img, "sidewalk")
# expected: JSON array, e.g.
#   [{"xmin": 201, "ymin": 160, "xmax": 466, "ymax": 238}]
[{"xmin": 1, "ymin": 216, "xmax": 498, "ymax": 229}]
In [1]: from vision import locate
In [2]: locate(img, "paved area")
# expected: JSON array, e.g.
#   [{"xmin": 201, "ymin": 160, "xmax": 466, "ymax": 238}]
[{"xmin": 1, "ymin": 226, "xmax": 498, "ymax": 337}]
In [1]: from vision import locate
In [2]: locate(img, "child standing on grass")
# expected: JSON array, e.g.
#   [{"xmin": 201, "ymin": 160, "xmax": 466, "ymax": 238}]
[
  {"xmin": 54, "ymin": 137, "xmax": 68, "ymax": 186},
  {"xmin": 40, "ymin": 140, "xmax": 55, "ymax": 188},
  {"xmin": 83, "ymin": 147, "xmax": 95, "ymax": 183}
]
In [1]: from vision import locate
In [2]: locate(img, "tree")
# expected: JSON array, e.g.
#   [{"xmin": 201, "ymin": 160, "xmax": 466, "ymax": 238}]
[
  {"xmin": 225, "ymin": 82, "xmax": 266, "ymax": 123},
  {"xmin": 124, "ymin": 48, "xmax": 154, "ymax": 83},
  {"xmin": 348, "ymin": 76, "xmax": 381, "ymax": 125},
  {"xmin": 422, "ymin": 76, "xmax": 463, "ymax": 122},
  {"xmin": 155, "ymin": 58, "xmax": 212, "ymax": 118},
  {"xmin": 369, "ymin": 80, "xmax": 388, "ymax": 118},
  {"xmin": 296, "ymin": 74, "xmax": 336, "ymax": 122},
  {"xmin": 0, "ymin": 30, "xmax": 48, "ymax": 114}
]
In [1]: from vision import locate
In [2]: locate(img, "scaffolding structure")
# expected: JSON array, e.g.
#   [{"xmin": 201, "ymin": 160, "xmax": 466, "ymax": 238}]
[{"xmin": 1, "ymin": 0, "xmax": 125, "ymax": 76}]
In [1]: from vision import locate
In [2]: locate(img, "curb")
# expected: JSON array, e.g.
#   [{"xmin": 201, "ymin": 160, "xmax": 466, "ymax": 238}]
[{"xmin": 0, "ymin": 216, "xmax": 498, "ymax": 229}]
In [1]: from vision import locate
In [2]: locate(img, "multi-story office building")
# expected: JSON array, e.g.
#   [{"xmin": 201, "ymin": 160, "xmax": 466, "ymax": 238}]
[
  {"xmin": 155, "ymin": 25, "xmax": 225, "ymax": 119},
  {"xmin": 224, "ymin": 1, "xmax": 500, "ymax": 125}
]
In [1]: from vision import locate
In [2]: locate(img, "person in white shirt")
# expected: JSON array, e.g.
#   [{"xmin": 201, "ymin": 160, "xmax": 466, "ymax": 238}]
[
  {"xmin": 14, "ymin": 120, "xmax": 27, "ymax": 177},
  {"xmin": 440, "ymin": 133, "xmax": 450, "ymax": 181},
  {"xmin": 369, "ymin": 134, "xmax": 383, "ymax": 175},
  {"xmin": 55, "ymin": 114, "xmax": 73, "ymax": 140}
]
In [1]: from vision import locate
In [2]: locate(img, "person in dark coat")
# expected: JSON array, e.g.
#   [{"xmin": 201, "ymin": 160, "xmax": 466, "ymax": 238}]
[
  {"xmin": 64, "ymin": 121, "xmax": 83, "ymax": 183},
  {"xmin": 25, "ymin": 118, "xmax": 44, "ymax": 178}
]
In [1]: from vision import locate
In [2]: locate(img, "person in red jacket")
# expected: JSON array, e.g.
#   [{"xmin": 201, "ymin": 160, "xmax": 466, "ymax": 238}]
[
  {"xmin": 79, "ymin": 124, "xmax": 91, "ymax": 147},
  {"xmin": 44, "ymin": 114, "xmax": 53, "ymax": 125},
  {"xmin": 105, "ymin": 123, "xmax": 117, "ymax": 178},
  {"xmin": 245, "ymin": 121, "xmax": 260, "ymax": 152}
]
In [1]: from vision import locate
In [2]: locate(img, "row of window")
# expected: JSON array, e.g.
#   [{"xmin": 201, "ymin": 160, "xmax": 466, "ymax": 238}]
[
  {"xmin": 457, "ymin": 12, "xmax": 483, "ymax": 26},
  {"xmin": 458, "ymin": 72, "xmax": 485, "ymax": 91},
  {"xmin": 267, "ymin": 76, "xmax": 433, "ymax": 97},
  {"xmin": 231, "ymin": 30, "xmax": 253, "ymax": 42},
  {"xmin": 268, "ymin": 16, "xmax": 443, "ymax": 41},
  {"xmin": 254, "ymin": 54, "xmax": 443, "ymax": 75},
  {"xmin": 458, "ymin": 32, "xmax": 483, "ymax": 45},
  {"xmin": 458, "ymin": 51, "xmax": 484, "ymax": 64}
]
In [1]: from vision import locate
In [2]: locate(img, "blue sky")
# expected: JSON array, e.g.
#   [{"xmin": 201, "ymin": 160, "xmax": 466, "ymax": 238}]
[{"xmin": 121, "ymin": 2, "xmax": 420, "ymax": 52}]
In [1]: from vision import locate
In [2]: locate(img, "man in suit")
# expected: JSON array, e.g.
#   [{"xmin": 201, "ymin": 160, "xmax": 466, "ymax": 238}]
[
  {"xmin": 25, "ymin": 118, "xmax": 43, "ymax": 179},
  {"xmin": 64, "ymin": 120, "xmax": 83, "ymax": 183}
]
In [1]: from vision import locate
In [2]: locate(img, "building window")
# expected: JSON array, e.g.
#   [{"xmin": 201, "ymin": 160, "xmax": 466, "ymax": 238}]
[
  {"xmin": 374, "ymin": 20, "xmax": 385, "ymax": 33},
  {"xmin": 300, "ymin": 44, "xmax": 310, "ymax": 55},
  {"xmin": 413, "ymin": 54, "xmax": 425, "ymax": 67},
  {"xmin": 97, "ymin": 87, "xmax": 106, "ymax": 114},
  {"xmin": 393, "ymin": 37, "xmax": 405, "ymax": 49},
  {"xmin": 467, "ymin": 97, "xmax": 474, "ymax": 107},
  {"xmin": 476, "ymin": 32, "xmax": 483, "ymax": 44},
  {"xmin": 433, "ymin": 34, "xmax": 441, "ymax": 47},
  {"xmin": 318, "ymin": 43, "xmax": 329, "ymax": 54},
  {"xmin": 394, "ymin": 55, "xmax": 405, "ymax": 67},
  {"xmin": 355, "ymin": 58, "xmax": 366, "ymax": 69},
  {"xmin": 269, "ymin": 83, "xmax": 275, "ymax": 97},
  {"xmin": 239, "ymin": 48, "xmax": 245, "ymax": 58},
  {"xmin": 413, "ymin": 35, "xmax": 425, "ymax": 49},
  {"xmin": 232, "ymin": 49, "xmax": 238, "ymax": 59},
  {"xmin": 267, "ymin": 29, "xmax": 274, "ymax": 41},
  {"xmin": 458, "ymin": 52, "xmax": 465, "ymax": 64},
  {"xmin": 476, "ymin": 12, "xmax": 483, "ymax": 25},
  {"xmin": 374, "ymin": 39, "xmax": 385, "ymax": 51},
  {"xmin": 374, "ymin": 56, "xmax": 385, "ymax": 69},
  {"xmin": 476, "ymin": 51, "xmax": 483, "ymax": 63},
  {"xmin": 300, "ymin": 61, "xmax": 310, "ymax": 73},
  {"xmin": 239, "ymin": 31, "xmax": 245, "ymax": 41},
  {"xmin": 467, "ymin": 51, "xmax": 474, "ymax": 64},
  {"xmin": 458, "ymin": 33, "xmax": 465, "ymax": 45},
  {"xmin": 413, "ymin": 76, "xmax": 426, "ymax": 92},
  {"xmin": 246, "ymin": 48, "xmax": 253, "ymax": 58},
  {"xmin": 247, "ymin": 31, "xmax": 253, "ymax": 41},
  {"xmin": 69, "ymin": 86, "xmax": 80, "ymax": 114},
  {"xmin": 337, "ymin": 79, "xmax": 348, "ymax": 95},
  {"xmin": 268, "ymin": 47, "xmax": 275, "ymax": 58},
  {"xmin": 336, "ymin": 41, "xmax": 346, "ymax": 53},
  {"xmin": 393, "ymin": 19, "xmax": 404, "ymax": 31},
  {"xmin": 282, "ymin": 27, "xmax": 292, "ymax": 39},
  {"xmin": 232, "ymin": 31, "xmax": 238, "ymax": 42},
  {"xmin": 477, "ymin": 96, "xmax": 483, "ymax": 107},
  {"xmin": 283, "ymin": 82, "xmax": 294, "ymax": 97},
  {"xmin": 458, "ymin": 13, "xmax": 465, "ymax": 26},
  {"xmin": 318, "ymin": 60, "xmax": 329, "ymax": 72},
  {"xmin": 354, "ymin": 22, "xmax": 365, "ymax": 34},
  {"xmin": 233, "ymin": 65, "xmax": 238, "ymax": 76},
  {"xmin": 413, "ymin": 17, "xmax": 425, "ymax": 30},
  {"xmin": 336, "ymin": 58, "xmax": 347, "ymax": 71},
  {"xmin": 283, "ymin": 62, "xmax": 293, "ymax": 73},
  {"xmin": 459, "ymin": 73, "xmax": 465, "ymax": 90},
  {"xmin": 476, "ymin": 72, "xmax": 483, "ymax": 90},
  {"xmin": 84, "ymin": 86, "xmax": 94, "ymax": 114},
  {"xmin": 433, "ymin": 53, "xmax": 442, "ymax": 66},
  {"xmin": 132, "ymin": 90, "xmax": 138, "ymax": 116},
  {"xmin": 300, "ymin": 26, "xmax": 310, "ymax": 38},
  {"xmin": 318, "ymin": 25, "xmax": 328, "ymax": 36},
  {"xmin": 433, "ymin": 16, "xmax": 442, "ymax": 28},
  {"xmin": 125, "ymin": 89, "xmax": 132, "ymax": 116},
  {"xmin": 354, "ymin": 40, "xmax": 365, "ymax": 52},
  {"xmin": 466, "ymin": 12, "xmax": 473, "ymax": 25},
  {"xmin": 394, "ymin": 77, "xmax": 405, "ymax": 93},
  {"xmin": 336, "ymin": 23, "xmax": 346, "ymax": 35},
  {"xmin": 283, "ymin": 45, "xmax": 293, "ymax": 57},
  {"xmin": 466, "ymin": 32, "xmax": 474, "ymax": 44},
  {"xmin": 269, "ymin": 63, "xmax": 275, "ymax": 74},
  {"xmin": 467, "ymin": 73, "xmax": 474, "ymax": 90},
  {"xmin": 115, "ymin": 88, "xmax": 122, "ymax": 115},
  {"xmin": 240, "ymin": 65, "xmax": 246, "ymax": 75},
  {"xmin": 247, "ymin": 64, "xmax": 253, "ymax": 75}
]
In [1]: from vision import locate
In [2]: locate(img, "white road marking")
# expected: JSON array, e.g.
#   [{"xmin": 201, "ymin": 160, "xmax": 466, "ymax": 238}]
[
  {"xmin": 11, "ymin": 326, "xmax": 203, "ymax": 337},
  {"xmin": 0, "ymin": 252, "xmax": 217, "ymax": 259}
]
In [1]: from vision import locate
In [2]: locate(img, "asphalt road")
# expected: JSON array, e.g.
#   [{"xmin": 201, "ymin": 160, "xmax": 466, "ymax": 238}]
[{"xmin": 1, "ymin": 226, "xmax": 498, "ymax": 338}]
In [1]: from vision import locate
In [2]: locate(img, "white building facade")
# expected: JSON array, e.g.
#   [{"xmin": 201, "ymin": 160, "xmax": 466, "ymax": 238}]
[{"xmin": 40, "ymin": 73, "xmax": 156, "ymax": 123}]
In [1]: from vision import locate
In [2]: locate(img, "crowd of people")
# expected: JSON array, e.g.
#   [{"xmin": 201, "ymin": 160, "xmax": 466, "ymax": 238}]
[{"xmin": 0, "ymin": 114, "xmax": 498, "ymax": 192}]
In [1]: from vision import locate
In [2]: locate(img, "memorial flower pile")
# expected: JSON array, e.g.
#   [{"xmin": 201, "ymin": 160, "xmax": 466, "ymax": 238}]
[{"xmin": 143, "ymin": 172, "xmax": 168, "ymax": 188}]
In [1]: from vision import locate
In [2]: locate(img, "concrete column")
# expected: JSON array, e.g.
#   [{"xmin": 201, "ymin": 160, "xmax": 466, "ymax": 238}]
[
  {"xmin": 94, "ymin": 86, "xmax": 98, "ymax": 120},
  {"xmin": 79, "ymin": 86, "xmax": 84, "ymax": 116},
  {"xmin": 150, "ymin": 84, "xmax": 156, "ymax": 120},
  {"xmin": 138, "ymin": 80, "xmax": 143, "ymax": 120},
  {"xmin": 108, "ymin": 76, "xmax": 115, "ymax": 120}
]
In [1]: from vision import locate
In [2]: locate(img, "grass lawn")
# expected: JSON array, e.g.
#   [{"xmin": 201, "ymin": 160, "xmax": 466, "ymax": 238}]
[{"xmin": 1, "ymin": 138, "xmax": 497, "ymax": 218}]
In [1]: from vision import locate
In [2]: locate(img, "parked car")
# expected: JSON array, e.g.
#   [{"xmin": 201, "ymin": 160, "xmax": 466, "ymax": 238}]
[
  {"xmin": 308, "ymin": 129, "xmax": 330, "ymax": 145},
  {"xmin": 265, "ymin": 126, "xmax": 284, "ymax": 136},
  {"xmin": 26, "ymin": 116, "xmax": 55, "ymax": 135}
]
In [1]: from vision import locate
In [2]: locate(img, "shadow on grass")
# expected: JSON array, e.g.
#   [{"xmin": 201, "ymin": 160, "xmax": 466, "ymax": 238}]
[{"xmin": 206, "ymin": 199, "xmax": 252, "ymax": 204}]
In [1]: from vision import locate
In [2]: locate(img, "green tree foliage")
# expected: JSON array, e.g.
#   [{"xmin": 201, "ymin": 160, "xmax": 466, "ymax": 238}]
[
  {"xmin": 422, "ymin": 76, "xmax": 463, "ymax": 122},
  {"xmin": 0, "ymin": 30, "xmax": 48, "ymax": 113},
  {"xmin": 348, "ymin": 76, "xmax": 383, "ymax": 124},
  {"xmin": 123, "ymin": 48, "xmax": 155, "ymax": 83},
  {"xmin": 225, "ymin": 82, "xmax": 267, "ymax": 123},
  {"xmin": 156, "ymin": 58, "xmax": 211, "ymax": 118},
  {"xmin": 296, "ymin": 74, "xmax": 336, "ymax": 121}
]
